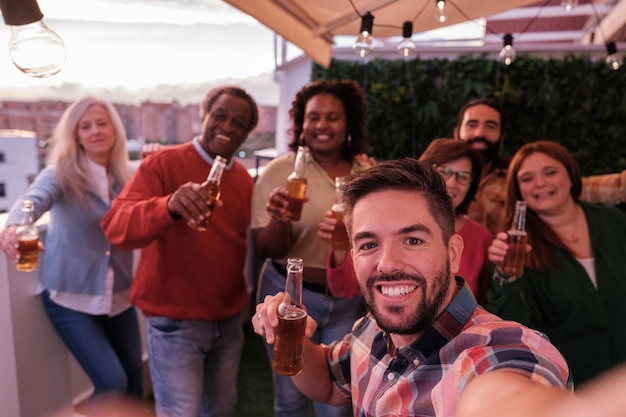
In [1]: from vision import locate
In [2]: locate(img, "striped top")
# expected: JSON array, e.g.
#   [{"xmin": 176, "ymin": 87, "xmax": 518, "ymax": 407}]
[{"xmin": 324, "ymin": 278, "xmax": 571, "ymax": 417}]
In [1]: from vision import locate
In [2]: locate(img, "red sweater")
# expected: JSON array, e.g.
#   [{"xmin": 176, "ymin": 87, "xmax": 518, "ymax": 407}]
[{"xmin": 102, "ymin": 142, "xmax": 252, "ymax": 321}]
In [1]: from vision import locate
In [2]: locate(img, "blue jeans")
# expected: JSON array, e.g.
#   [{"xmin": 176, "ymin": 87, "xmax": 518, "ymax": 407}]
[
  {"xmin": 146, "ymin": 314, "xmax": 244, "ymax": 417},
  {"xmin": 258, "ymin": 259, "xmax": 365, "ymax": 417},
  {"xmin": 41, "ymin": 291, "xmax": 143, "ymax": 398}
]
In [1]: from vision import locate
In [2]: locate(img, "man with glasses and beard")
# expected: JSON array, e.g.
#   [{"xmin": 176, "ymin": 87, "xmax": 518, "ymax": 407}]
[
  {"xmin": 453, "ymin": 98, "xmax": 625, "ymax": 235},
  {"xmin": 252, "ymin": 158, "xmax": 574, "ymax": 417}
]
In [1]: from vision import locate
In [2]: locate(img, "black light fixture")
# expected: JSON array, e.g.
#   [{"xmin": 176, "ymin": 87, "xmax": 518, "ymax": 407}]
[
  {"xmin": 0, "ymin": 0, "xmax": 66, "ymax": 77},
  {"xmin": 499, "ymin": 33, "xmax": 516, "ymax": 66},
  {"xmin": 605, "ymin": 41, "xmax": 623, "ymax": 70},
  {"xmin": 397, "ymin": 21, "xmax": 416, "ymax": 59},
  {"xmin": 353, "ymin": 12, "xmax": 375, "ymax": 59}
]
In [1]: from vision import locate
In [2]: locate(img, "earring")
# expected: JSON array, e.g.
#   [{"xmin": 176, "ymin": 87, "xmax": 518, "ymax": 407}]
[
  {"xmin": 299, "ymin": 132, "xmax": 306, "ymax": 145},
  {"xmin": 347, "ymin": 134, "xmax": 352, "ymax": 146}
]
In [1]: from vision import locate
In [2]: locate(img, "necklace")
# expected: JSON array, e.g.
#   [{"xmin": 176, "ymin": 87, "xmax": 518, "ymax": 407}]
[{"xmin": 569, "ymin": 206, "xmax": 580, "ymax": 244}]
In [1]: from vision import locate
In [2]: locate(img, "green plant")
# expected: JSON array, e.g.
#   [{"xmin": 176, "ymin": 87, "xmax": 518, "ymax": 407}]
[{"xmin": 312, "ymin": 54, "xmax": 626, "ymax": 175}]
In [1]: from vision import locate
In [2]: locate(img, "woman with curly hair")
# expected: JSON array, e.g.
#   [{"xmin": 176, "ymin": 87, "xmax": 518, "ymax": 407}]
[{"xmin": 251, "ymin": 79, "xmax": 371, "ymax": 417}]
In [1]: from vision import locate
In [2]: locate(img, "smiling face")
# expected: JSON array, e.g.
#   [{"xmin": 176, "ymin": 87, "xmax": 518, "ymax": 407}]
[
  {"xmin": 350, "ymin": 189, "xmax": 462, "ymax": 339},
  {"xmin": 76, "ymin": 104, "xmax": 116, "ymax": 165},
  {"xmin": 436, "ymin": 156, "xmax": 472, "ymax": 211},
  {"xmin": 301, "ymin": 93, "xmax": 347, "ymax": 157},
  {"xmin": 457, "ymin": 104, "xmax": 502, "ymax": 165},
  {"xmin": 516, "ymin": 152, "xmax": 574, "ymax": 215},
  {"xmin": 199, "ymin": 93, "xmax": 252, "ymax": 159}
]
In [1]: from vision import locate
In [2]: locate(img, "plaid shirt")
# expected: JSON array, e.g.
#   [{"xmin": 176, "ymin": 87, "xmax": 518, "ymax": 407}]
[
  {"xmin": 324, "ymin": 278, "xmax": 571, "ymax": 417},
  {"xmin": 580, "ymin": 170, "xmax": 626, "ymax": 205}
]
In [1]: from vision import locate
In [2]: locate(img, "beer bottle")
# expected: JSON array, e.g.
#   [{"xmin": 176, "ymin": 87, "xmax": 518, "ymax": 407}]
[
  {"xmin": 283, "ymin": 146, "xmax": 309, "ymax": 222},
  {"xmin": 330, "ymin": 176, "xmax": 350, "ymax": 250},
  {"xmin": 272, "ymin": 257, "xmax": 308, "ymax": 376},
  {"xmin": 16, "ymin": 199, "xmax": 39, "ymax": 272},
  {"xmin": 191, "ymin": 155, "xmax": 227, "ymax": 231},
  {"xmin": 502, "ymin": 200, "xmax": 528, "ymax": 277}
]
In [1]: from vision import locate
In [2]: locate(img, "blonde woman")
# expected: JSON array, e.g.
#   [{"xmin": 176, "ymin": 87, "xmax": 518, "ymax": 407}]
[{"xmin": 0, "ymin": 97, "xmax": 142, "ymax": 402}]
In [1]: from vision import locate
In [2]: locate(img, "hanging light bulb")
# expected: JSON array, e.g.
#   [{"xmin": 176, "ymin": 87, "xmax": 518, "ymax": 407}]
[
  {"xmin": 397, "ymin": 21, "xmax": 416, "ymax": 59},
  {"xmin": 353, "ymin": 12, "xmax": 375, "ymax": 59},
  {"xmin": 560, "ymin": 0, "xmax": 578, "ymax": 12},
  {"xmin": 0, "ymin": 0, "xmax": 66, "ymax": 78},
  {"xmin": 499, "ymin": 34, "xmax": 516, "ymax": 66},
  {"xmin": 605, "ymin": 41, "xmax": 623, "ymax": 70},
  {"xmin": 434, "ymin": 0, "xmax": 448, "ymax": 24}
]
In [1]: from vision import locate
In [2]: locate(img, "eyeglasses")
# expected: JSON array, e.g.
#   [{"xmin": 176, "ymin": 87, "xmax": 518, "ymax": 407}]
[{"xmin": 434, "ymin": 165, "xmax": 474, "ymax": 186}]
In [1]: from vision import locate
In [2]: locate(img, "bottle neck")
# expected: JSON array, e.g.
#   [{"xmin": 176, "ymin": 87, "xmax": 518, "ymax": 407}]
[
  {"xmin": 290, "ymin": 147, "xmax": 308, "ymax": 179},
  {"xmin": 20, "ymin": 209, "xmax": 34, "ymax": 225}
]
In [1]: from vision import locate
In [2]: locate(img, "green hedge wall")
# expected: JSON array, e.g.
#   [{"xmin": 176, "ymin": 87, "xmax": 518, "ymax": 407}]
[{"xmin": 311, "ymin": 54, "xmax": 626, "ymax": 176}]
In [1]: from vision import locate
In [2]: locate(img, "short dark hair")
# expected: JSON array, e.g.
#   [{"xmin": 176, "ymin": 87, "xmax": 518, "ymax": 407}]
[
  {"xmin": 342, "ymin": 158, "xmax": 455, "ymax": 243},
  {"xmin": 418, "ymin": 138, "xmax": 483, "ymax": 215},
  {"xmin": 200, "ymin": 86, "xmax": 259, "ymax": 132},
  {"xmin": 288, "ymin": 79, "xmax": 369, "ymax": 160}
]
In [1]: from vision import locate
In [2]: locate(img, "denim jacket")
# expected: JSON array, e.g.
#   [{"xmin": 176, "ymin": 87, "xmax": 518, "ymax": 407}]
[{"xmin": 6, "ymin": 165, "xmax": 133, "ymax": 295}]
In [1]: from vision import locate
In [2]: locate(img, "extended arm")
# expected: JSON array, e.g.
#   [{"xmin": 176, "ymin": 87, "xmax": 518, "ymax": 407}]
[
  {"xmin": 252, "ymin": 292, "xmax": 350, "ymax": 406},
  {"xmin": 459, "ymin": 366, "xmax": 626, "ymax": 417}
]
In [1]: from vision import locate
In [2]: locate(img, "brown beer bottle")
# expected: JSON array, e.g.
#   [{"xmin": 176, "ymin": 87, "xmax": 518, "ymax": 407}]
[
  {"xmin": 272, "ymin": 257, "xmax": 308, "ymax": 376},
  {"xmin": 191, "ymin": 155, "xmax": 227, "ymax": 231},
  {"xmin": 330, "ymin": 176, "xmax": 350, "ymax": 250},
  {"xmin": 283, "ymin": 146, "xmax": 309, "ymax": 222},
  {"xmin": 16, "ymin": 199, "xmax": 39, "ymax": 272},
  {"xmin": 502, "ymin": 200, "xmax": 528, "ymax": 277}
]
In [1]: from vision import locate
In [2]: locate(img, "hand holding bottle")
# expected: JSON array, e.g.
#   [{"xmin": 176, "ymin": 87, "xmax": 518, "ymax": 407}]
[
  {"xmin": 266, "ymin": 187, "xmax": 309, "ymax": 224},
  {"xmin": 167, "ymin": 182, "xmax": 224, "ymax": 226},
  {"xmin": 283, "ymin": 146, "xmax": 309, "ymax": 222},
  {"xmin": 167, "ymin": 156, "xmax": 227, "ymax": 229},
  {"xmin": 488, "ymin": 231, "xmax": 532, "ymax": 271},
  {"xmin": 0, "ymin": 200, "xmax": 44, "ymax": 271},
  {"xmin": 488, "ymin": 201, "xmax": 532, "ymax": 277}
]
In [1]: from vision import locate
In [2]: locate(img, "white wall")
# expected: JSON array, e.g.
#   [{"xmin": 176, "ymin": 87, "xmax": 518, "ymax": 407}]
[
  {"xmin": 0, "ymin": 130, "xmax": 39, "ymax": 213},
  {"xmin": 273, "ymin": 56, "xmax": 312, "ymax": 155},
  {"xmin": 0, "ymin": 214, "xmax": 149, "ymax": 417}
]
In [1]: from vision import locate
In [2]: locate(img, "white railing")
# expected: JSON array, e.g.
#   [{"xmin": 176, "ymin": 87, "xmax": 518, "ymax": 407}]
[{"xmin": 0, "ymin": 214, "xmax": 149, "ymax": 417}]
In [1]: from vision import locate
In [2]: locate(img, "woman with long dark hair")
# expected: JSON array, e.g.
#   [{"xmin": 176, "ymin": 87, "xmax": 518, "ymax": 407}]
[{"xmin": 487, "ymin": 140, "xmax": 626, "ymax": 386}]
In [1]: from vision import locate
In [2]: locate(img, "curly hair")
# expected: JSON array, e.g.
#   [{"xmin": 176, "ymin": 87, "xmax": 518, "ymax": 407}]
[
  {"xmin": 200, "ymin": 85, "xmax": 259, "ymax": 133},
  {"xmin": 287, "ymin": 79, "xmax": 368, "ymax": 160},
  {"xmin": 418, "ymin": 138, "xmax": 483, "ymax": 215}
]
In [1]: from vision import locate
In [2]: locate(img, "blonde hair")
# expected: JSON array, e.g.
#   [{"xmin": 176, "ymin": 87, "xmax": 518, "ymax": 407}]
[{"xmin": 47, "ymin": 97, "xmax": 131, "ymax": 202}]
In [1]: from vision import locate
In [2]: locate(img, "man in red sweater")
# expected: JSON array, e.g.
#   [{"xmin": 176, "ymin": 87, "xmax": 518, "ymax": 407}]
[{"xmin": 102, "ymin": 86, "xmax": 258, "ymax": 417}]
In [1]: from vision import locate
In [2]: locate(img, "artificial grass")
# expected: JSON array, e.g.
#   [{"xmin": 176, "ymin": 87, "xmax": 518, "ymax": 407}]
[{"xmin": 233, "ymin": 322, "xmax": 275, "ymax": 416}]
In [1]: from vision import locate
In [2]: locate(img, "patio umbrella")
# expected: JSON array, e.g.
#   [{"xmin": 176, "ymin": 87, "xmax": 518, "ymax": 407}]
[{"xmin": 223, "ymin": 0, "xmax": 541, "ymax": 67}]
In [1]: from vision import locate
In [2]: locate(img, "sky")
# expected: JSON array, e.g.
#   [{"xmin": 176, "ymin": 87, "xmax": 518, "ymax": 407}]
[{"xmin": 0, "ymin": 0, "xmax": 282, "ymax": 104}]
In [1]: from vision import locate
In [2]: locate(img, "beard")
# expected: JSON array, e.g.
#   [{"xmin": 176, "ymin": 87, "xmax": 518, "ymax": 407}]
[
  {"xmin": 466, "ymin": 136, "xmax": 499, "ymax": 166},
  {"xmin": 360, "ymin": 260, "xmax": 451, "ymax": 335}
]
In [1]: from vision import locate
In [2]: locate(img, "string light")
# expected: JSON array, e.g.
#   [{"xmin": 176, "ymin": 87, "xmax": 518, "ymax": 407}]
[
  {"xmin": 499, "ymin": 34, "xmax": 516, "ymax": 66},
  {"xmin": 560, "ymin": 0, "xmax": 578, "ymax": 12},
  {"xmin": 353, "ymin": 11, "xmax": 374, "ymax": 59},
  {"xmin": 605, "ymin": 41, "xmax": 623, "ymax": 70},
  {"xmin": 0, "ymin": 0, "xmax": 66, "ymax": 78},
  {"xmin": 435, "ymin": 0, "xmax": 448, "ymax": 23},
  {"xmin": 397, "ymin": 21, "xmax": 416, "ymax": 59}
]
